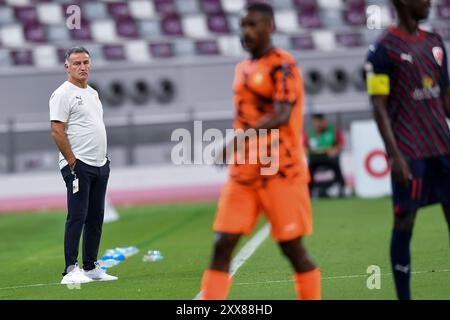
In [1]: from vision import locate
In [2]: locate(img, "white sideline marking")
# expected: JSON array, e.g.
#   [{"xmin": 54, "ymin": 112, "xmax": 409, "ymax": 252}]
[
  {"xmin": 234, "ymin": 269, "xmax": 450, "ymax": 286},
  {"xmin": 193, "ymin": 224, "xmax": 271, "ymax": 300},
  {"xmin": 0, "ymin": 283, "xmax": 61, "ymax": 290},
  {"xmin": 1, "ymin": 263, "xmax": 448, "ymax": 293}
]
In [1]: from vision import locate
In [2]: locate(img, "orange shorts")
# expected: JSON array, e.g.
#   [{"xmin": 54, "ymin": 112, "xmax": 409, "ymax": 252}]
[{"xmin": 213, "ymin": 177, "xmax": 313, "ymax": 242}]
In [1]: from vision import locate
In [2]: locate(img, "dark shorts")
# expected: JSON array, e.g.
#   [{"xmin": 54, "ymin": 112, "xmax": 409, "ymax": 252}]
[{"xmin": 392, "ymin": 155, "xmax": 450, "ymax": 214}]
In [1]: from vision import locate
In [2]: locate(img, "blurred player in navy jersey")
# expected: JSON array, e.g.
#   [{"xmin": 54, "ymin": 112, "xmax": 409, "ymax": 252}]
[{"xmin": 366, "ymin": 0, "xmax": 450, "ymax": 300}]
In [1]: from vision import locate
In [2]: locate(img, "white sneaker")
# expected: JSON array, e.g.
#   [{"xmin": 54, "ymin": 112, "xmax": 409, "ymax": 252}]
[
  {"xmin": 83, "ymin": 262, "xmax": 118, "ymax": 282},
  {"xmin": 61, "ymin": 263, "xmax": 93, "ymax": 284}
]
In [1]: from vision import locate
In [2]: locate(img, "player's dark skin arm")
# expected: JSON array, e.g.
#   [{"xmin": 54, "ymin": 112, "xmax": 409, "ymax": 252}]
[
  {"xmin": 372, "ymin": 95, "xmax": 411, "ymax": 187},
  {"xmin": 444, "ymin": 87, "xmax": 450, "ymax": 118},
  {"xmin": 51, "ymin": 120, "xmax": 77, "ymax": 170},
  {"xmin": 247, "ymin": 102, "xmax": 293, "ymax": 130},
  {"xmin": 443, "ymin": 87, "xmax": 450, "ymax": 242},
  {"xmin": 216, "ymin": 102, "xmax": 292, "ymax": 163}
]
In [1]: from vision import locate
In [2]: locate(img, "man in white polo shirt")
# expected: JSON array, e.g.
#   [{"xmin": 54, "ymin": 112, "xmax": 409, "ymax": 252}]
[{"xmin": 49, "ymin": 46, "xmax": 117, "ymax": 284}]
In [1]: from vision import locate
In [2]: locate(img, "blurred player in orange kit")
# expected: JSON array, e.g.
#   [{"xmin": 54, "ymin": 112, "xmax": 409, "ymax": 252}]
[{"xmin": 200, "ymin": 2, "xmax": 320, "ymax": 300}]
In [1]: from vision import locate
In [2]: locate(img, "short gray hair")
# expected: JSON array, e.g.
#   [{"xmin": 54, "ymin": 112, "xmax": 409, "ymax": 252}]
[{"xmin": 64, "ymin": 46, "xmax": 90, "ymax": 63}]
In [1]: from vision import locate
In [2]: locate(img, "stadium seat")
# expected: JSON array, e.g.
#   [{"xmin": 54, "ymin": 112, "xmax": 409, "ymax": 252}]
[
  {"xmin": 200, "ymin": 0, "xmax": 223, "ymax": 14},
  {"xmin": 319, "ymin": 6, "xmax": 344, "ymax": 28},
  {"xmin": 247, "ymin": 0, "xmax": 272, "ymax": 5},
  {"xmin": 217, "ymin": 35, "xmax": 245, "ymax": 56},
  {"xmin": 294, "ymin": 0, "xmax": 321, "ymax": 28},
  {"xmin": 14, "ymin": 6, "xmax": 39, "ymax": 25},
  {"xmin": 318, "ymin": 0, "xmax": 342, "ymax": 10},
  {"xmin": 91, "ymin": 20, "xmax": 118, "ymax": 43},
  {"xmin": 173, "ymin": 38, "xmax": 196, "ymax": 56},
  {"xmin": 6, "ymin": 0, "xmax": 30, "ymax": 4},
  {"xmin": 153, "ymin": 0, "xmax": 178, "ymax": 15},
  {"xmin": 312, "ymin": 30, "xmax": 336, "ymax": 50},
  {"xmin": 36, "ymin": 2, "xmax": 63, "ymax": 25},
  {"xmin": 103, "ymin": 44, "xmax": 127, "ymax": 61},
  {"xmin": 174, "ymin": 0, "xmax": 200, "ymax": 15},
  {"xmin": 271, "ymin": 0, "xmax": 294, "ymax": 10},
  {"xmin": 195, "ymin": 39, "xmax": 220, "ymax": 55},
  {"xmin": 272, "ymin": 33, "xmax": 291, "ymax": 50},
  {"xmin": 182, "ymin": 14, "xmax": 210, "ymax": 38},
  {"xmin": 81, "ymin": 1, "xmax": 109, "ymax": 21},
  {"xmin": 129, "ymin": 0, "xmax": 156, "ymax": 20},
  {"xmin": 297, "ymin": 7, "xmax": 322, "ymax": 28},
  {"xmin": 124, "ymin": 40, "xmax": 151, "ymax": 62},
  {"xmin": 116, "ymin": 18, "xmax": 140, "ymax": 39},
  {"xmin": 343, "ymin": 0, "xmax": 366, "ymax": 26},
  {"xmin": 293, "ymin": 0, "xmax": 318, "ymax": 11},
  {"xmin": 275, "ymin": 10, "xmax": 299, "ymax": 33},
  {"xmin": 107, "ymin": 2, "xmax": 131, "ymax": 20},
  {"xmin": 369, "ymin": 4, "xmax": 393, "ymax": 29},
  {"xmin": 56, "ymin": 47, "xmax": 68, "ymax": 63},
  {"xmin": 290, "ymin": 34, "xmax": 315, "ymax": 50},
  {"xmin": 437, "ymin": 0, "xmax": 450, "ymax": 19},
  {"xmin": 0, "ymin": 5, "xmax": 14, "ymax": 25},
  {"xmin": 70, "ymin": 19, "xmax": 93, "ymax": 41},
  {"xmin": 0, "ymin": 24, "xmax": 25, "ymax": 47},
  {"xmin": 227, "ymin": 14, "xmax": 240, "ymax": 33},
  {"xmin": 335, "ymin": 31, "xmax": 363, "ymax": 47},
  {"xmin": 0, "ymin": 0, "xmax": 447, "ymax": 65},
  {"xmin": 83, "ymin": 43, "xmax": 105, "ymax": 64},
  {"xmin": 160, "ymin": 14, "xmax": 184, "ymax": 36},
  {"xmin": 137, "ymin": 19, "xmax": 162, "ymax": 38},
  {"xmin": 222, "ymin": 0, "xmax": 245, "ymax": 13},
  {"xmin": 0, "ymin": 48, "xmax": 12, "ymax": 67},
  {"xmin": 207, "ymin": 12, "xmax": 230, "ymax": 33},
  {"xmin": 149, "ymin": 41, "xmax": 175, "ymax": 58},
  {"xmin": 10, "ymin": 49, "xmax": 34, "ymax": 66},
  {"xmin": 46, "ymin": 24, "xmax": 69, "ymax": 42},
  {"xmin": 33, "ymin": 45, "xmax": 58, "ymax": 67},
  {"xmin": 23, "ymin": 23, "xmax": 47, "ymax": 43}
]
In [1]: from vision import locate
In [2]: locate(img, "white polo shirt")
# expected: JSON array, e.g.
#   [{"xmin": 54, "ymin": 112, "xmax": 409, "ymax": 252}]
[{"xmin": 49, "ymin": 81, "xmax": 107, "ymax": 169}]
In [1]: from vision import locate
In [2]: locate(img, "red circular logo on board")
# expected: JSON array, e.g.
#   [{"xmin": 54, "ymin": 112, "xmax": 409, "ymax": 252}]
[{"xmin": 365, "ymin": 150, "xmax": 389, "ymax": 178}]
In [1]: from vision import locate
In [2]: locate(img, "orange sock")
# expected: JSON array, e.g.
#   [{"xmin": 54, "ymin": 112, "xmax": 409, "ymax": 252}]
[
  {"xmin": 201, "ymin": 269, "xmax": 232, "ymax": 300},
  {"xmin": 293, "ymin": 268, "xmax": 321, "ymax": 300}
]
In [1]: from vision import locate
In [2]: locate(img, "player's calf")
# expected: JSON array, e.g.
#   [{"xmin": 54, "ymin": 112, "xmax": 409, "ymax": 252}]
[
  {"xmin": 201, "ymin": 233, "xmax": 240, "ymax": 300},
  {"xmin": 279, "ymin": 237, "xmax": 316, "ymax": 273},
  {"xmin": 279, "ymin": 237, "xmax": 321, "ymax": 300},
  {"xmin": 209, "ymin": 233, "xmax": 241, "ymax": 272},
  {"xmin": 393, "ymin": 212, "xmax": 417, "ymax": 232},
  {"xmin": 441, "ymin": 204, "xmax": 450, "ymax": 246},
  {"xmin": 391, "ymin": 211, "xmax": 416, "ymax": 300}
]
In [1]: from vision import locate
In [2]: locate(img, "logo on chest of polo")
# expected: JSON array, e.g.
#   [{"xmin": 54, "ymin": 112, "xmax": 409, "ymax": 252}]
[
  {"xmin": 75, "ymin": 96, "xmax": 84, "ymax": 106},
  {"xmin": 412, "ymin": 76, "xmax": 440, "ymax": 100}
]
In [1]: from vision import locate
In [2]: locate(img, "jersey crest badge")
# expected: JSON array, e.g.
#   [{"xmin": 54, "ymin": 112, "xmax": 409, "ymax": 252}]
[
  {"xmin": 432, "ymin": 47, "xmax": 443, "ymax": 67},
  {"xmin": 253, "ymin": 72, "xmax": 263, "ymax": 85}
]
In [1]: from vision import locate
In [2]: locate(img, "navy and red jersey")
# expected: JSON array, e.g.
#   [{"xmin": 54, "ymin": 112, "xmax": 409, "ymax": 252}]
[{"xmin": 366, "ymin": 26, "xmax": 450, "ymax": 159}]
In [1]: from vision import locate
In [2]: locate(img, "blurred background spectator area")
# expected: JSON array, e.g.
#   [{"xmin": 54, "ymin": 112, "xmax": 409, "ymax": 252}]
[{"xmin": 0, "ymin": 0, "xmax": 448, "ymax": 178}]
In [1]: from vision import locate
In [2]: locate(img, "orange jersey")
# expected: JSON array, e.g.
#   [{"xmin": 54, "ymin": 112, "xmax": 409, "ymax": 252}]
[{"xmin": 229, "ymin": 48, "xmax": 308, "ymax": 184}]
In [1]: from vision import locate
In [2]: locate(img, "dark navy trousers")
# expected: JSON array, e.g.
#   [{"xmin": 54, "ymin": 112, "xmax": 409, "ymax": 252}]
[{"xmin": 60, "ymin": 159, "xmax": 110, "ymax": 275}]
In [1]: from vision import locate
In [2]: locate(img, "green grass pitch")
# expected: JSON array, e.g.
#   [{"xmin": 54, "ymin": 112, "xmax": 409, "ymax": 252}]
[{"xmin": 0, "ymin": 197, "xmax": 449, "ymax": 300}]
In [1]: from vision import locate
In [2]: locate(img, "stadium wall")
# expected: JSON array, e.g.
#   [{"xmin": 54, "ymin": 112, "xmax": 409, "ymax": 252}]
[
  {"xmin": 0, "ymin": 151, "xmax": 355, "ymax": 214},
  {"xmin": 0, "ymin": 48, "xmax": 371, "ymax": 120}
]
